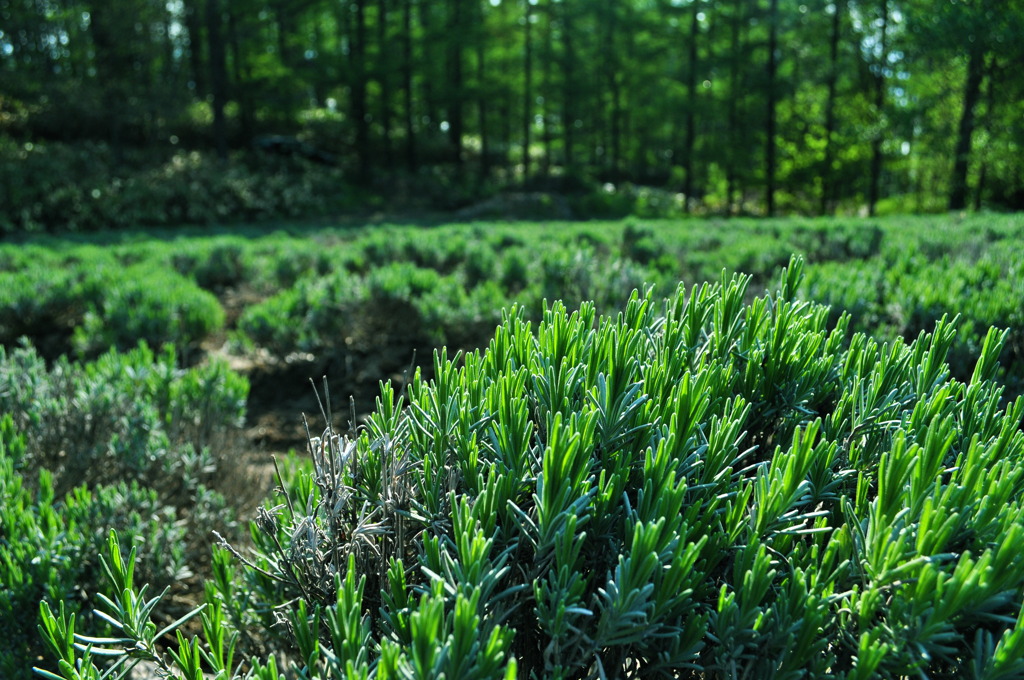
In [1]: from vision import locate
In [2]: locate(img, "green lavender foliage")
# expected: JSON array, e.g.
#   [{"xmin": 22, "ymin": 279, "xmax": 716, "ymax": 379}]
[
  {"xmin": 0, "ymin": 341, "xmax": 247, "ymax": 496},
  {"xmin": 237, "ymin": 262, "xmax": 515, "ymax": 360},
  {"xmin": 0, "ymin": 340, "xmax": 247, "ymax": 574},
  {"xmin": 0, "ymin": 342, "xmax": 251, "ymax": 678},
  {"xmin": 38, "ymin": 256, "xmax": 1024, "ymax": 679},
  {"xmin": 237, "ymin": 245, "xmax": 671, "ymax": 370},
  {"xmin": 72, "ymin": 264, "xmax": 223, "ymax": 359},
  {"xmin": 6, "ymin": 216, "xmax": 1024, "ymax": 393},
  {"xmin": 0, "ymin": 255, "xmax": 224, "ymax": 361},
  {"xmin": 801, "ymin": 249, "xmax": 1024, "ymax": 387},
  {"xmin": 0, "ymin": 418, "xmax": 193, "ymax": 680}
]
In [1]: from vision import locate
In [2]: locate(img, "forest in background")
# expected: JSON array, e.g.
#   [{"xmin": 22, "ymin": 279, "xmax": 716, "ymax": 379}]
[{"xmin": 2, "ymin": 0, "xmax": 1024, "ymax": 224}]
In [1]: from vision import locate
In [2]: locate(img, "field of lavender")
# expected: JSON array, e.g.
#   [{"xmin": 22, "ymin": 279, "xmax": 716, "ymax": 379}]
[{"xmin": 4, "ymin": 213, "xmax": 1024, "ymax": 678}]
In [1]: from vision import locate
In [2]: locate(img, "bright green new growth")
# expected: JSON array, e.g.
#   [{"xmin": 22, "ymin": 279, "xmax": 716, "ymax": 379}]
[{"xmin": 37, "ymin": 257, "xmax": 1024, "ymax": 679}]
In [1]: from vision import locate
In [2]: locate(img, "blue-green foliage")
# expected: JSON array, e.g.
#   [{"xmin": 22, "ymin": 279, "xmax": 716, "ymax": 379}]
[
  {"xmin": 237, "ymin": 262, "xmax": 476, "ymax": 356},
  {"xmin": 238, "ymin": 236, "xmax": 673, "ymax": 367},
  {"xmin": 0, "ymin": 341, "xmax": 247, "ymax": 494},
  {"xmin": 7, "ymin": 216, "xmax": 1024, "ymax": 400}
]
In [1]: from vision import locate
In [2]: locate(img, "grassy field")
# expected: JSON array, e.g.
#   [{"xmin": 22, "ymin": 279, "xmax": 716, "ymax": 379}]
[{"xmin": 4, "ymin": 212, "xmax": 1024, "ymax": 678}]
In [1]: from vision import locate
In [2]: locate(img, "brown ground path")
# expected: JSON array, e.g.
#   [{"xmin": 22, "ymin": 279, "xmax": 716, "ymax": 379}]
[{"xmin": 202, "ymin": 283, "xmax": 423, "ymax": 488}]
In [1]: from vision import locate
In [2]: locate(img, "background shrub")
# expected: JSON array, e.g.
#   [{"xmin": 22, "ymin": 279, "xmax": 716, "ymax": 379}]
[
  {"xmin": 71, "ymin": 264, "xmax": 225, "ymax": 360},
  {"xmin": 0, "ymin": 141, "xmax": 355, "ymax": 234},
  {"xmin": 801, "ymin": 251, "xmax": 1024, "ymax": 388},
  {"xmin": 0, "ymin": 341, "xmax": 247, "ymax": 496},
  {"xmin": 0, "ymin": 256, "xmax": 224, "ymax": 361}
]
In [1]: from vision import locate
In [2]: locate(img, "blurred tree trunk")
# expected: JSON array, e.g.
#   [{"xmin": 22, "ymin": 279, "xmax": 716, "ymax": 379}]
[
  {"xmin": 560, "ymin": 0, "xmax": 576, "ymax": 174},
  {"xmin": 764, "ymin": 0, "xmax": 778, "ymax": 216},
  {"xmin": 378, "ymin": 0, "xmax": 394, "ymax": 168},
  {"xmin": 973, "ymin": 56, "xmax": 995, "ymax": 211},
  {"xmin": 867, "ymin": 0, "xmax": 888, "ymax": 217},
  {"xmin": 352, "ymin": 0, "xmax": 371, "ymax": 183},
  {"xmin": 682, "ymin": 0, "xmax": 701, "ymax": 213},
  {"xmin": 725, "ymin": 0, "xmax": 744, "ymax": 214},
  {"xmin": 206, "ymin": 0, "xmax": 229, "ymax": 160},
  {"xmin": 446, "ymin": 0, "xmax": 465, "ymax": 169},
  {"xmin": 502, "ymin": 100, "xmax": 514, "ymax": 179},
  {"xmin": 948, "ymin": 46, "xmax": 985, "ymax": 211},
  {"xmin": 86, "ymin": 2, "xmax": 125, "ymax": 164},
  {"xmin": 522, "ymin": 0, "xmax": 533, "ymax": 181},
  {"xmin": 604, "ymin": 0, "xmax": 622, "ymax": 178},
  {"xmin": 273, "ymin": 0, "xmax": 296, "ymax": 71},
  {"xmin": 226, "ymin": 9, "xmax": 255, "ymax": 143},
  {"xmin": 476, "ymin": 0, "xmax": 490, "ymax": 181},
  {"xmin": 402, "ymin": 0, "xmax": 417, "ymax": 170},
  {"xmin": 541, "ymin": 1, "xmax": 553, "ymax": 178},
  {"xmin": 820, "ymin": 2, "xmax": 841, "ymax": 215},
  {"xmin": 419, "ymin": 2, "xmax": 441, "ymax": 138}
]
